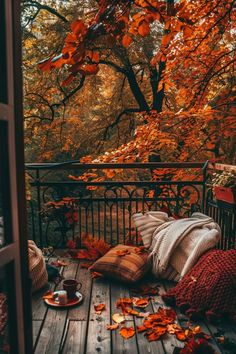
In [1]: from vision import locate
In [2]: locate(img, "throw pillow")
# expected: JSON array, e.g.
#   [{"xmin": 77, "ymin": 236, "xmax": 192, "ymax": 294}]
[
  {"xmin": 89, "ymin": 244, "xmax": 151, "ymax": 283},
  {"xmin": 162, "ymin": 249, "xmax": 236, "ymax": 321}
]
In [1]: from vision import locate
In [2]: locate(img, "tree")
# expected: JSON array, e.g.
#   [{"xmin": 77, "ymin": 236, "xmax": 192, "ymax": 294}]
[{"xmin": 23, "ymin": 0, "xmax": 236, "ymax": 165}]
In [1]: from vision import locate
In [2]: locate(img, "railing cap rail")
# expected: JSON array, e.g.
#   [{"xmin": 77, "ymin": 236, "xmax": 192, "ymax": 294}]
[{"xmin": 25, "ymin": 161, "xmax": 207, "ymax": 170}]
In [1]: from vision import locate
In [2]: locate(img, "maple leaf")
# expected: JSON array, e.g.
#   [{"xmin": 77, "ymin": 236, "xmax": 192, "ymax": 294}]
[
  {"xmin": 137, "ymin": 325, "xmax": 147, "ymax": 333},
  {"xmin": 42, "ymin": 290, "xmax": 54, "ymax": 300},
  {"xmin": 106, "ymin": 323, "xmax": 119, "ymax": 330},
  {"xmin": 132, "ymin": 297, "xmax": 149, "ymax": 308},
  {"xmin": 91, "ymin": 271, "xmax": 103, "ymax": 279},
  {"xmin": 112, "ymin": 313, "xmax": 126, "ymax": 324},
  {"xmin": 116, "ymin": 249, "xmax": 131, "ymax": 256},
  {"xmin": 119, "ymin": 326, "xmax": 135, "ymax": 339},
  {"xmin": 145, "ymin": 327, "xmax": 167, "ymax": 341},
  {"xmin": 122, "ymin": 34, "xmax": 133, "ymax": 48},
  {"xmin": 94, "ymin": 303, "xmax": 105, "ymax": 314}
]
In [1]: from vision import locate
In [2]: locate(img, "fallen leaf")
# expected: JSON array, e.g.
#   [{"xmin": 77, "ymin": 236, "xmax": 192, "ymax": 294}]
[
  {"xmin": 134, "ymin": 246, "xmax": 148, "ymax": 254},
  {"xmin": 176, "ymin": 330, "xmax": 187, "ymax": 341},
  {"xmin": 91, "ymin": 271, "xmax": 103, "ymax": 279},
  {"xmin": 145, "ymin": 327, "xmax": 167, "ymax": 341},
  {"xmin": 116, "ymin": 298, "xmax": 133, "ymax": 308},
  {"xmin": 42, "ymin": 290, "xmax": 54, "ymax": 300},
  {"xmin": 138, "ymin": 312, "xmax": 150, "ymax": 318},
  {"xmin": 126, "ymin": 308, "xmax": 140, "ymax": 316},
  {"xmin": 94, "ymin": 303, "xmax": 105, "ymax": 314},
  {"xmin": 112, "ymin": 313, "xmax": 126, "ymax": 324},
  {"xmin": 116, "ymin": 249, "xmax": 131, "ymax": 256},
  {"xmin": 137, "ymin": 325, "xmax": 147, "ymax": 333},
  {"xmin": 133, "ymin": 297, "xmax": 149, "ymax": 308},
  {"xmin": 119, "ymin": 326, "xmax": 135, "ymax": 339},
  {"xmin": 106, "ymin": 323, "xmax": 119, "ymax": 330}
]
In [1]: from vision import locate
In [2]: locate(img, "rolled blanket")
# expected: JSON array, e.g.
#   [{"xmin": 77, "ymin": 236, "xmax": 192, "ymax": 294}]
[
  {"xmin": 28, "ymin": 240, "xmax": 48, "ymax": 293},
  {"xmin": 133, "ymin": 212, "xmax": 220, "ymax": 281}
]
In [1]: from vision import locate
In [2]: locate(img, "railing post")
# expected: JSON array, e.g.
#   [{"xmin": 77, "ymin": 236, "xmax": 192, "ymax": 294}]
[
  {"xmin": 36, "ymin": 169, "xmax": 43, "ymax": 247},
  {"xmin": 202, "ymin": 160, "xmax": 208, "ymax": 213}
]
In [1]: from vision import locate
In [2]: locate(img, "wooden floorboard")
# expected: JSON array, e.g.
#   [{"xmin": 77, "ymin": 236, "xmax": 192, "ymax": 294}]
[{"xmin": 32, "ymin": 258, "xmax": 236, "ymax": 354}]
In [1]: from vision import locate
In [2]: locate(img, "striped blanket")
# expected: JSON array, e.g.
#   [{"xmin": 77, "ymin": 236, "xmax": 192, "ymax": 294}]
[{"xmin": 133, "ymin": 212, "xmax": 221, "ymax": 281}]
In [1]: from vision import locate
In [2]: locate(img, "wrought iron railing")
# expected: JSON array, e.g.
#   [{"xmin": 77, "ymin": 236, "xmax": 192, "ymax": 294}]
[{"xmin": 25, "ymin": 161, "xmax": 235, "ymax": 249}]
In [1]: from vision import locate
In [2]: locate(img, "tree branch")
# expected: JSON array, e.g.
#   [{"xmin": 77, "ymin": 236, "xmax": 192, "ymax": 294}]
[
  {"xmin": 103, "ymin": 108, "xmax": 143, "ymax": 140},
  {"xmin": 23, "ymin": 0, "xmax": 68, "ymax": 23}
]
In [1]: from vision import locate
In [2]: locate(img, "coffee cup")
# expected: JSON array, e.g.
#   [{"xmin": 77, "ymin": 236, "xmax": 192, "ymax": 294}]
[{"xmin": 62, "ymin": 279, "xmax": 82, "ymax": 299}]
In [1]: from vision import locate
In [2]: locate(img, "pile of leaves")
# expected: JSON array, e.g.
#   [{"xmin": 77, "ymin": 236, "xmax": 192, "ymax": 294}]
[
  {"xmin": 66, "ymin": 234, "xmax": 111, "ymax": 263},
  {"xmin": 95, "ymin": 288, "xmax": 217, "ymax": 353}
]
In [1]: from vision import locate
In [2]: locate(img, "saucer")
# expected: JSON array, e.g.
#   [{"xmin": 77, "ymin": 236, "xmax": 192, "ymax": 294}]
[{"xmin": 44, "ymin": 291, "xmax": 83, "ymax": 308}]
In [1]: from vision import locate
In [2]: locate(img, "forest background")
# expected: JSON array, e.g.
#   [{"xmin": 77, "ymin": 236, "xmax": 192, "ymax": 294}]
[{"xmin": 22, "ymin": 0, "xmax": 236, "ymax": 175}]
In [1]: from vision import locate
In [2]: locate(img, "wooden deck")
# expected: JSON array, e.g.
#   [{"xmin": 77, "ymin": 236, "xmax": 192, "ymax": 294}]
[{"xmin": 32, "ymin": 257, "xmax": 236, "ymax": 354}]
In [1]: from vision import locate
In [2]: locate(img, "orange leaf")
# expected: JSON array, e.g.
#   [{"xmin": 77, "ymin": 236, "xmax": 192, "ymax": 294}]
[
  {"xmin": 175, "ymin": 330, "xmax": 187, "ymax": 341},
  {"xmin": 91, "ymin": 271, "xmax": 103, "ymax": 279},
  {"xmin": 42, "ymin": 290, "xmax": 54, "ymax": 300},
  {"xmin": 119, "ymin": 326, "xmax": 135, "ymax": 339},
  {"xmin": 132, "ymin": 298, "xmax": 149, "ymax": 308},
  {"xmin": 122, "ymin": 34, "xmax": 133, "ymax": 48},
  {"xmin": 71, "ymin": 19, "xmax": 87, "ymax": 36},
  {"xmin": 137, "ymin": 325, "xmax": 147, "ymax": 333},
  {"xmin": 116, "ymin": 249, "xmax": 131, "ymax": 257},
  {"xmin": 94, "ymin": 303, "xmax": 105, "ymax": 314},
  {"xmin": 106, "ymin": 323, "xmax": 119, "ymax": 330},
  {"xmin": 145, "ymin": 327, "xmax": 167, "ymax": 341},
  {"xmin": 134, "ymin": 246, "xmax": 147, "ymax": 254},
  {"xmin": 138, "ymin": 21, "xmax": 150, "ymax": 37},
  {"xmin": 126, "ymin": 309, "xmax": 140, "ymax": 316}
]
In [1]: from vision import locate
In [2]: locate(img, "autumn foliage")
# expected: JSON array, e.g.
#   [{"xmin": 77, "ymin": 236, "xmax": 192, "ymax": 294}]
[{"xmin": 32, "ymin": 0, "xmax": 236, "ymax": 167}]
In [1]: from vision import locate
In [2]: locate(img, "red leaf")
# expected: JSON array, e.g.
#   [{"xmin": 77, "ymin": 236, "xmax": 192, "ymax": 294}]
[{"xmin": 122, "ymin": 34, "xmax": 133, "ymax": 48}]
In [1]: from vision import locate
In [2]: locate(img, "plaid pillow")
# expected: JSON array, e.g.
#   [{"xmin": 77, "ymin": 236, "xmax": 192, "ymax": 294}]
[{"xmin": 89, "ymin": 244, "xmax": 151, "ymax": 283}]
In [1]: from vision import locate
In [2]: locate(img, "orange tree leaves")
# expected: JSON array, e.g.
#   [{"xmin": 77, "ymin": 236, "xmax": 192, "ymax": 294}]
[{"xmin": 35, "ymin": 0, "xmax": 236, "ymax": 168}]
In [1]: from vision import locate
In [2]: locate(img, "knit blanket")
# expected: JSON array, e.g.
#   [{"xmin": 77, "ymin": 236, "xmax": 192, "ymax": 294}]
[
  {"xmin": 162, "ymin": 249, "xmax": 236, "ymax": 321},
  {"xmin": 133, "ymin": 212, "xmax": 221, "ymax": 281}
]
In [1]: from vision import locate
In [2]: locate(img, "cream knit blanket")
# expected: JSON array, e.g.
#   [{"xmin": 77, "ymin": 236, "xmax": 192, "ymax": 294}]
[{"xmin": 133, "ymin": 212, "xmax": 221, "ymax": 281}]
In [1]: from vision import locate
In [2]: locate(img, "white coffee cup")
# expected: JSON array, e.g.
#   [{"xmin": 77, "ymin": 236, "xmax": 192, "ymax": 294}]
[{"xmin": 56, "ymin": 290, "xmax": 68, "ymax": 305}]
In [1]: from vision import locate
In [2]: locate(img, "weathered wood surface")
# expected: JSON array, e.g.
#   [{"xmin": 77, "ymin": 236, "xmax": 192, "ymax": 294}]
[{"xmin": 32, "ymin": 259, "xmax": 236, "ymax": 354}]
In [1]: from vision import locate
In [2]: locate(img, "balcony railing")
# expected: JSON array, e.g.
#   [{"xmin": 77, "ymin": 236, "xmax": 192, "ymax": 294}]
[{"xmin": 25, "ymin": 161, "xmax": 235, "ymax": 250}]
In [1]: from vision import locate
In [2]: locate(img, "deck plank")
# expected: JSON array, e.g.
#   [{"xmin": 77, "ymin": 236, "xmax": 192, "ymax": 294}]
[
  {"xmin": 86, "ymin": 278, "xmax": 111, "ymax": 354},
  {"xmin": 110, "ymin": 282, "xmax": 139, "ymax": 354},
  {"xmin": 34, "ymin": 258, "xmax": 78, "ymax": 354},
  {"xmin": 34, "ymin": 309, "xmax": 67, "ymax": 354},
  {"xmin": 152, "ymin": 281, "xmax": 183, "ymax": 354},
  {"xmin": 68, "ymin": 265, "xmax": 93, "ymax": 321},
  {"xmin": 32, "ymin": 320, "xmax": 42, "ymax": 347},
  {"xmin": 32, "ymin": 253, "xmax": 235, "ymax": 354},
  {"xmin": 62, "ymin": 320, "xmax": 87, "ymax": 354},
  {"xmin": 130, "ymin": 284, "xmax": 166, "ymax": 354}
]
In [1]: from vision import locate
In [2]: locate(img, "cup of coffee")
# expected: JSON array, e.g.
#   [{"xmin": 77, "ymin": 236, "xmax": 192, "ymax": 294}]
[
  {"xmin": 62, "ymin": 279, "xmax": 82, "ymax": 299},
  {"xmin": 55, "ymin": 290, "xmax": 68, "ymax": 305}
]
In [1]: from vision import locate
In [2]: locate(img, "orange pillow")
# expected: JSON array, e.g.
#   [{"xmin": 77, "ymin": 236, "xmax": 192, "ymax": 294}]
[{"xmin": 89, "ymin": 244, "xmax": 150, "ymax": 283}]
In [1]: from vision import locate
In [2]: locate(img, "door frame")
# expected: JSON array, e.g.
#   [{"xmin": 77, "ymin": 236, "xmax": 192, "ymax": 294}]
[{"xmin": 0, "ymin": 0, "xmax": 32, "ymax": 353}]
